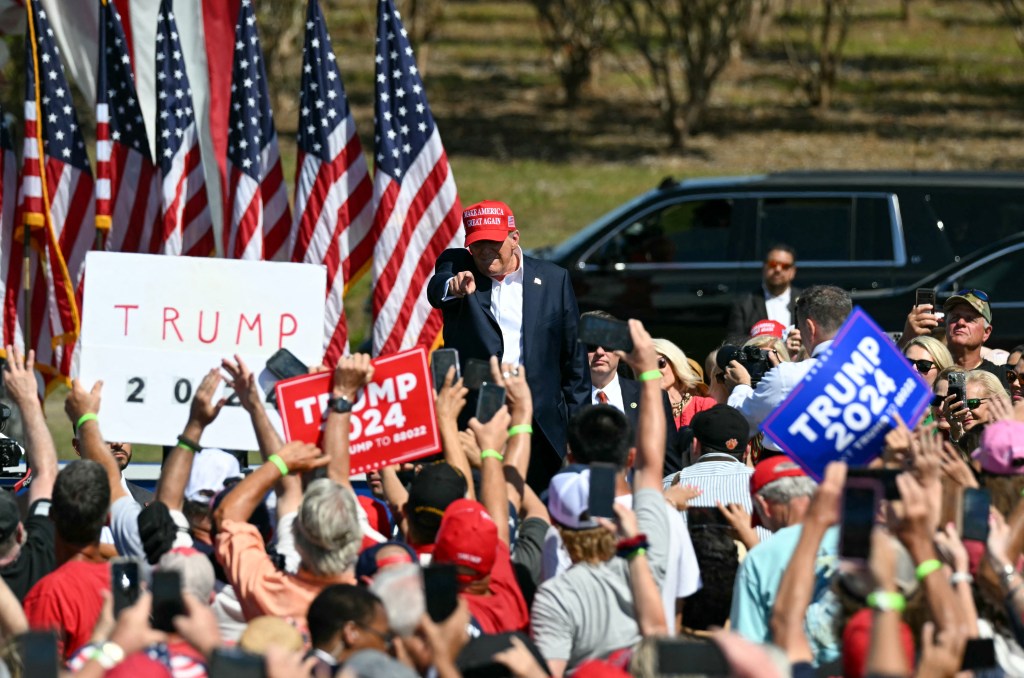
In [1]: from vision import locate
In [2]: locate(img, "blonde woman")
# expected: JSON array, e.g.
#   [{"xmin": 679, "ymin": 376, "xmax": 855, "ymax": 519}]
[
  {"xmin": 903, "ymin": 335, "xmax": 953, "ymax": 388},
  {"xmin": 653, "ymin": 338, "xmax": 717, "ymax": 428}
]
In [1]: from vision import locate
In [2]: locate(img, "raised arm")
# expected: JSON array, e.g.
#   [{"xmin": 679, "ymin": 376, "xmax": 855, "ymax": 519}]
[
  {"xmin": 490, "ymin": 360, "xmax": 534, "ymax": 509},
  {"xmin": 601, "ymin": 502, "xmax": 667, "ymax": 637},
  {"xmin": 323, "ymin": 354, "xmax": 373, "ymax": 488},
  {"xmin": 156, "ymin": 369, "xmax": 226, "ymax": 512},
  {"xmin": 435, "ymin": 367, "xmax": 473, "ymax": 497},
  {"xmin": 470, "ymin": 405, "xmax": 512, "ymax": 545},
  {"xmin": 64, "ymin": 379, "xmax": 127, "ymax": 503},
  {"xmin": 618, "ymin": 319, "xmax": 665, "ymax": 492},
  {"xmin": 865, "ymin": 526, "xmax": 910, "ymax": 677},
  {"xmin": 221, "ymin": 354, "xmax": 284, "ymax": 460},
  {"xmin": 3, "ymin": 346, "xmax": 57, "ymax": 504}
]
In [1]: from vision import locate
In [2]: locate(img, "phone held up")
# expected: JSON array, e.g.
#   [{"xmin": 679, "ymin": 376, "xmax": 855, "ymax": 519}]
[
  {"xmin": 840, "ymin": 477, "xmax": 881, "ymax": 566},
  {"xmin": 578, "ymin": 314, "xmax": 633, "ymax": 353}
]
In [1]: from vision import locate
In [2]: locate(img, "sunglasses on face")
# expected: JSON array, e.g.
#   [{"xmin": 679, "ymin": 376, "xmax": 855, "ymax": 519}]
[
  {"xmin": 765, "ymin": 259, "xmax": 793, "ymax": 271},
  {"xmin": 955, "ymin": 288, "xmax": 989, "ymax": 302},
  {"xmin": 657, "ymin": 356, "xmax": 669, "ymax": 369},
  {"xmin": 1006, "ymin": 370, "xmax": 1024, "ymax": 385},
  {"xmin": 585, "ymin": 344, "xmax": 603, "ymax": 353},
  {"xmin": 910, "ymin": 359, "xmax": 936, "ymax": 374},
  {"xmin": 967, "ymin": 398, "xmax": 990, "ymax": 410}
]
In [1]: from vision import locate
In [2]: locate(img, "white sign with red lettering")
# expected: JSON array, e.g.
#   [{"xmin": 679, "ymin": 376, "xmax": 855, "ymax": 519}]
[
  {"xmin": 77, "ymin": 252, "xmax": 326, "ymax": 449},
  {"xmin": 276, "ymin": 347, "xmax": 440, "ymax": 474}
]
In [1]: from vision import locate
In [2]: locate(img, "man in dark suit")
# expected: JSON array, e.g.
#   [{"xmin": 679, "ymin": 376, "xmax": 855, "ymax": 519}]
[
  {"xmin": 427, "ymin": 200, "xmax": 590, "ymax": 491},
  {"xmin": 584, "ymin": 310, "xmax": 686, "ymax": 473},
  {"xmin": 726, "ymin": 244, "xmax": 802, "ymax": 354}
]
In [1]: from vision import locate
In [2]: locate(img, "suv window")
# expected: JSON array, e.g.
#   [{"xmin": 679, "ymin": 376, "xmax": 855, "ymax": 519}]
[
  {"xmin": 588, "ymin": 198, "xmax": 739, "ymax": 265},
  {"xmin": 756, "ymin": 196, "xmax": 894, "ymax": 263},
  {"xmin": 949, "ymin": 244, "xmax": 1024, "ymax": 305}
]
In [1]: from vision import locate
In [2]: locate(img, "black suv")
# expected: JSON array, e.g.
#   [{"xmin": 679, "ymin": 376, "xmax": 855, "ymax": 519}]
[{"xmin": 531, "ymin": 171, "xmax": 1024, "ymax": 359}]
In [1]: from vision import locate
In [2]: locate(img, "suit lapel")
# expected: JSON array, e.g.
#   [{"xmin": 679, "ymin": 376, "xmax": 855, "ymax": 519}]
[{"xmin": 522, "ymin": 258, "xmax": 541, "ymax": 362}]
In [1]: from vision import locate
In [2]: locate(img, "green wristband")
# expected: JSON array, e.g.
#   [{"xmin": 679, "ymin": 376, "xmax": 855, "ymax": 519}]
[
  {"xmin": 508, "ymin": 424, "xmax": 533, "ymax": 437},
  {"xmin": 637, "ymin": 370, "xmax": 661, "ymax": 382},
  {"xmin": 866, "ymin": 590, "xmax": 906, "ymax": 613},
  {"xmin": 627, "ymin": 547, "xmax": 647, "ymax": 561},
  {"xmin": 268, "ymin": 454, "xmax": 289, "ymax": 477},
  {"xmin": 75, "ymin": 412, "xmax": 98, "ymax": 434},
  {"xmin": 915, "ymin": 558, "xmax": 943, "ymax": 581},
  {"xmin": 480, "ymin": 449, "xmax": 504, "ymax": 462}
]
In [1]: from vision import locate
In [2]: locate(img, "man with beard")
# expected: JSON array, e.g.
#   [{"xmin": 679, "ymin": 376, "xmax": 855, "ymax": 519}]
[{"xmin": 72, "ymin": 438, "xmax": 152, "ymax": 505}]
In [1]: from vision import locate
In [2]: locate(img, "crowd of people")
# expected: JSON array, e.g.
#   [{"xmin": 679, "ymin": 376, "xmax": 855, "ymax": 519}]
[{"xmin": 0, "ymin": 201, "xmax": 1022, "ymax": 678}]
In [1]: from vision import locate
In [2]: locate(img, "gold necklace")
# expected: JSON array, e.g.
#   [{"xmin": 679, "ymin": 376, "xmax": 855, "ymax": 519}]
[{"xmin": 671, "ymin": 392, "xmax": 691, "ymax": 416}]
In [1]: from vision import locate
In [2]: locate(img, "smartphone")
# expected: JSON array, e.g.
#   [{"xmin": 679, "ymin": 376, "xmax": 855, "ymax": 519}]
[
  {"xmin": 915, "ymin": 288, "xmax": 936, "ymax": 310},
  {"xmin": 18, "ymin": 631, "xmax": 59, "ymax": 678},
  {"xmin": 947, "ymin": 371, "xmax": 966, "ymax": 405},
  {"xmin": 961, "ymin": 487, "xmax": 991, "ymax": 542},
  {"xmin": 960, "ymin": 637, "xmax": 997, "ymax": 671},
  {"xmin": 423, "ymin": 564, "xmax": 459, "ymax": 623},
  {"xmin": 578, "ymin": 314, "xmax": 633, "ymax": 353},
  {"xmin": 655, "ymin": 638, "xmax": 729, "ymax": 675},
  {"xmin": 208, "ymin": 647, "xmax": 266, "ymax": 678},
  {"xmin": 431, "ymin": 348, "xmax": 460, "ymax": 392},
  {"xmin": 840, "ymin": 479, "xmax": 881, "ymax": 563},
  {"xmin": 111, "ymin": 558, "xmax": 140, "ymax": 617},
  {"xmin": 847, "ymin": 468, "xmax": 900, "ymax": 501},
  {"xmin": 265, "ymin": 348, "xmax": 308, "ymax": 381},
  {"xmin": 151, "ymin": 570, "xmax": 186, "ymax": 632},
  {"xmin": 463, "ymin": 358, "xmax": 492, "ymax": 390},
  {"xmin": 686, "ymin": 506, "xmax": 731, "ymax": 528},
  {"xmin": 588, "ymin": 462, "xmax": 617, "ymax": 519},
  {"xmin": 475, "ymin": 383, "xmax": 506, "ymax": 423}
]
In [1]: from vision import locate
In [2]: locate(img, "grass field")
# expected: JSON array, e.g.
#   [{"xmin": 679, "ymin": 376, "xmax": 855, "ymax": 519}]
[{"xmin": 20, "ymin": 0, "xmax": 1024, "ymax": 459}]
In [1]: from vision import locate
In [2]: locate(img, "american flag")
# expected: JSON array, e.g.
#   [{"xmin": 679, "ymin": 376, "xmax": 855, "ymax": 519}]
[
  {"xmin": 224, "ymin": 0, "xmax": 291, "ymax": 261},
  {"xmin": 0, "ymin": 105, "xmax": 22, "ymax": 355},
  {"xmin": 370, "ymin": 0, "xmax": 462, "ymax": 356},
  {"xmin": 154, "ymin": 0, "xmax": 213, "ymax": 257},
  {"xmin": 97, "ymin": 0, "xmax": 161, "ymax": 255},
  {"xmin": 290, "ymin": 0, "xmax": 375, "ymax": 364},
  {"xmin": 11, "ymin": 0, "xmax": 96, "ymax": 385}
]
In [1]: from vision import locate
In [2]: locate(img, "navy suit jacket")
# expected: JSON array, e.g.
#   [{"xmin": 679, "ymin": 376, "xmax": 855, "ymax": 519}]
[
  {"xmin": 726, "ymin": 286, "xmax": 801, "ymax": 339},
  {"xmin": 618, "ymin": 378, "xmax": 684, "ymax": 475},
  {"xmin": 427, "ymin": 249, "xmax": 591, "ymax": 457}
]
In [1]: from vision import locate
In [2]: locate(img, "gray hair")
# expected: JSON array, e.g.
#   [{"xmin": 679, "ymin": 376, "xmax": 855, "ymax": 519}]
[
  {"xmin": 369, "ymin": 563, "xmax": 425, "ymax": 638},
  {"xmin": 293, "ymin": 479, "xmax": 361, "ymax": 578},
  {"xmin": 757, "ymin": 476, "xmax": 818, "ymax": 504}
]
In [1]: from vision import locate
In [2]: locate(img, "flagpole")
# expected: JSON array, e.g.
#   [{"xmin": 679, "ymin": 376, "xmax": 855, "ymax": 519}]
[
  {"xmin": 95, "ymin": 0, "xmax": 110, "ymax": 251},
  {"xmin": 22, "ymin": 0, "xmax": 48, "ymax": 358}
]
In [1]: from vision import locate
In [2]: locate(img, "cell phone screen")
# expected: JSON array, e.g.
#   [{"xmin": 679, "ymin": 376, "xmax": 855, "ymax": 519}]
[
  {"xmin": 846, "ymin": 468, "xmax": 900, "ymax": 501},
  {"xmin": 475, "ymin": 383, "xmax": 506, "ymax": 423},
  {"xmin": 462, "ymin": 358, "xmax": 492, "ymax": 390},
  {"xmin": 111, "ymin": 559, "xmax": 140, "ymax": 617},
  {"xmin": 960, "ymin": 637, "xmax": 997, "ymax": 671},
  {"xmin": 840, "ymin": 483, "xmax": 879, "ymax": 562},
  {"xmin": 587, "ymin": 463, "xmax": 617, "ymax": 519},
  {"xmin": 655, "ymin": 639, "xmax": 729, "ymax": 675},
  {"xmin": 578, "ymin": 315, "xmax": 634, "ymax": 353},
  {"xmin": 423, "ymin": 564, "xmax": 458, "ymax": 622},
  {"xmin": 209, "ymin": 648, "xmax": 267, "ymax": 678},
  {"xmin": 915, "ymin": 288, "xmax": 936, "ymax": 310},
  {"xmin": 151, "ymin": 570, "xmax": 186, "ymax": 632},
  {"xmin": 962, "ymin": 488, "xmax": 991, "ymax": 542},
  {"xmin": 18, "ymin": 631, "xmax": 59, "ymax": 678},
  {"xmin": 431, "ymin": 348, "xmax": 460, "ymax": 392},
  {"xmin": 265, "ymin": 348, "xmax": 308, "ymax": 381}
]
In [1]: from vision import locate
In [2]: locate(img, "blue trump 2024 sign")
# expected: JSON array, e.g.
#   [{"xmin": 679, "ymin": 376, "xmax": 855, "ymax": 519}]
[{"xmin": 761, "ymin": 308, "xmax": 932, "ymax": 480}]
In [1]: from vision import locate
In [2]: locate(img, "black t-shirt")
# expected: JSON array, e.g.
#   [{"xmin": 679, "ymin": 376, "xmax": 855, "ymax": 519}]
[
  {"xmin": 1, "ymin": 499, "xmax": 56, "ymax": 601},
  {"xmin": 975, "ymin": 358, "xmax": 1012, "ymax": 393}
]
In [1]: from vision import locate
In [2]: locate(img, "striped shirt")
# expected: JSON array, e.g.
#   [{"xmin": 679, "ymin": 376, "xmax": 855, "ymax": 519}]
[{"xmin": 663, "ymin": 453, "xmax": 772, "ymax": 542}]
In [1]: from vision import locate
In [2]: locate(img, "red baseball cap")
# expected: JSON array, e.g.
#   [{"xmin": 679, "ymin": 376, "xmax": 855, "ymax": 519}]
[
  {"xmin": 432, "ymin": 498, "xmax": 498, "ymax": 582},
  {"xmin": 749, "ymin": 454, "xmax": 808, "ymax": 528},
  {"xmin": 842, "ymin": 608, "xmax": 915, "ymax": 678},
  {"xmin": 749, "ymin": 319, "xmax": 786, "ymax": 339},
  {"xmin": 463, "ymin": 200, "xmax": 516, "ymax": 246}
]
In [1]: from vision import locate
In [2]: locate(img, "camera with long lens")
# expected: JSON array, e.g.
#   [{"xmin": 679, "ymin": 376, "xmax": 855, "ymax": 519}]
[
  {"xmin": 0, "ymin": 404, "xmax": 21, "ymax": 470},
  {"xmin": 716, "ymin": 345, "xmax": 773, "ymax": 387}
]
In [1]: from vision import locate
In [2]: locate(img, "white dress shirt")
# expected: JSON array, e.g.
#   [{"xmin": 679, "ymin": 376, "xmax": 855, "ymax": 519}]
[
  {"xmin": 763, "ymin": 285, "xmax": 793, "ymax": 327},
  {"xmin": 591, "ymin": 373, "xmax": 625, "ymax": 412},
  {"xmin": 491, "ymin": 248, "xmax": 525, "ymax": 366}
]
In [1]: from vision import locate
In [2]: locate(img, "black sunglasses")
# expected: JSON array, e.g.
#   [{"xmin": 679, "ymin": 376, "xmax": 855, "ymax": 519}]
[
  {"xmin": 910, "ymin": 359, "xmax": 936, "ymax": 374},
  {"xmin": 584, "ymin": 344, "xmax": 603, "ymax": 353},
  {"xmin": 657, "ymin": 356, "xmax": 669, "ymax": 369},
  {"xmin": 955, "ymin": 288, "xmax": 989, "ymax": 302},
  {"xmin": 967, "ymin": 398, "xmax": 990, "ymax": 410},
  {"xmin": 1006, "ymin": 370, "xmax": 1023, "ymax": 385}
]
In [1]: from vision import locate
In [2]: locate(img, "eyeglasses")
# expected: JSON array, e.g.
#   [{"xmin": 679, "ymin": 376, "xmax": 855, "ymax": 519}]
[
  {"xmin": 765, "ymin": 259, "xmax": 793, "ymax": 271},
  {"xmin": 657, "ymin": 356, "xmax": 669, "ymax": 369},
  {"xmin": 930, "ymin": 394, "xmax": 945, "ymax": 408},
  {"xmin": 967, "ymin": 398, "xmax": 990, "ymax": 410},
  {"xmin": 910, "ymin": 359, "xmax": 936, "ymax": 374},
  {"xmin": 955, "ymin": 288, "xmax": 989, "ymax": 302},
  {"xmin": 356, "ymin": 623, "xmax": 395, "ymax": 650}
]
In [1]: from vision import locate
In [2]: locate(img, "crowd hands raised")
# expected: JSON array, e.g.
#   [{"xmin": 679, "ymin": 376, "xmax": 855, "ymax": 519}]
[{"xmin": 2, "ymin": 286, "xmax": 1024, "ymax": 676}]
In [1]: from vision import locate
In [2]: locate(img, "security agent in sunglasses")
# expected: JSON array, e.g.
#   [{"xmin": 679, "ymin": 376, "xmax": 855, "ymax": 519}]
[
  {"xmin": 726, "ymin": 244, "xmax": 802, "ymax": 354},
  {"xmin": 902, "ymin": 289, "xmax": 1011, "ymax": 391}
]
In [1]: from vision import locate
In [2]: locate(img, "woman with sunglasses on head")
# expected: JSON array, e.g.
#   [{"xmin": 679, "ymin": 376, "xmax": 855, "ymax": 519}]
[
  {"xmin": 902, "ymin": 335, "xmax": 953, "ymax": 388},
  {"xmin": 652, "ymin": 338, "xmax": 717, "ymax": 429},
  {"xmin": 946, "ymin": 370, "xmax": 1011, "ymax": 451}
]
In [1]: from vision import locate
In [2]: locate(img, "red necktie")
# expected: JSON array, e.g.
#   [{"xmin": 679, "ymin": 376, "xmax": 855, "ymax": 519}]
[{"xmin": 596, "ymin": 391, "xmax": 609, "ymax": 404}]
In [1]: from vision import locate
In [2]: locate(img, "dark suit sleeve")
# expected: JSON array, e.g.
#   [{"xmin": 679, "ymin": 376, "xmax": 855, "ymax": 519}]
[
  {"xmin": 427, "ymin": 249, "xmax": 464, "ymax": 309},
  {"xmin": 558, "ymin": 269, "xmax": 591, "ymax": 416},
  {"xmin": 726, "ymin": 296, "xmax": 748, "ymax": 338}
]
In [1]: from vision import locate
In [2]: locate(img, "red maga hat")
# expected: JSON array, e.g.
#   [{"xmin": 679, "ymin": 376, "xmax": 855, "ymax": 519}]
[{"xmin": 463, "ymin": 200, "xmax": 516, "ymax": 245}]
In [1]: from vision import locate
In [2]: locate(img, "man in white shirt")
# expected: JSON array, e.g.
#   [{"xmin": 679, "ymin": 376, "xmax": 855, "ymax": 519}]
[
  {"xmin": 727, "ymin": 244, "xmax": 802, "ymax": 354},
  {"xmin": 723, "ymin": 285, "xmax": 852, "ymax": 436}
]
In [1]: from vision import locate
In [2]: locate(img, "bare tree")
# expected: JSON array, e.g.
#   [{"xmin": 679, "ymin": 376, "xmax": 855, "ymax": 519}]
[
  {"xmin": 611, "ymin": 0, "xmax": 752, "ymax": 148},
  {"xmin": 399, "ymin": 0, "xmax": 446, "ymax": 76},
  {"xmin": 780, "ymin": 0, "xmax": 853, "ymax": 109},
  {"xmin": 529, "ymin": 0, "xmax": 615, "ymax": 106},
  {"xmin": 255, "ymin": 0, "xmax": 307, "ymax": 122},
  {"xmin": 994, "ymin": 0, "xmax": 1024, "ymax": 52}
]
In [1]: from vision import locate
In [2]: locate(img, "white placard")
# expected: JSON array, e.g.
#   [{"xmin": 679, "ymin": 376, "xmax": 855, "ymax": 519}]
[{"xmin": 78, "ymin": 252, "xmax": 327, "ymax": 450}]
